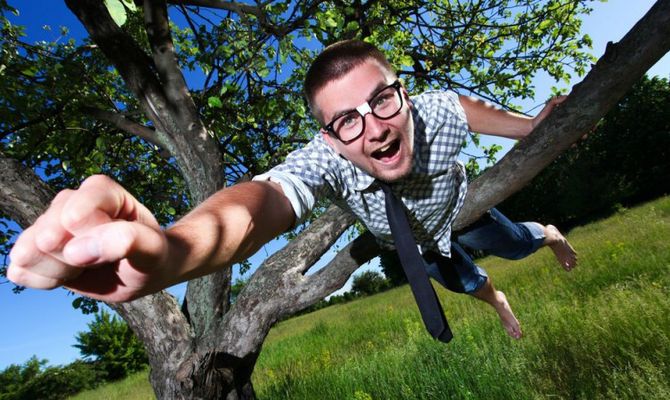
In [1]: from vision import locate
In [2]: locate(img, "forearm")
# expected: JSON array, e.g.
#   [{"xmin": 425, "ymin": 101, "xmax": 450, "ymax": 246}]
[
  {"xmin": 162, "ymin": 181, "xmax": 294, "ymax": 286},
  {"xmin": 459, "ymin": 95, "xmax": 534, "ymax": 139}
]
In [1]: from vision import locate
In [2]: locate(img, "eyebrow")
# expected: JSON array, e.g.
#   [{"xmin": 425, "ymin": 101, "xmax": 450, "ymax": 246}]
[{"xmin": 329, "ymin": 81, "xmax": 392, "ymax": 122}]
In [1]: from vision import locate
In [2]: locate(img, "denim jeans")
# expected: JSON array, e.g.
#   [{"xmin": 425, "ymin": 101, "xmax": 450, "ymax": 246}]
[{"xmin": 424, "ymin": 208, "xmax": 545, "ymax": 294}]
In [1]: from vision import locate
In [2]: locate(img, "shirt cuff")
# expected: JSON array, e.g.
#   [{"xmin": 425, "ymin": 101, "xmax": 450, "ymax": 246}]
[{"xmin": 252, "ymin": 170, "xmax": 316, "ymax": 227}]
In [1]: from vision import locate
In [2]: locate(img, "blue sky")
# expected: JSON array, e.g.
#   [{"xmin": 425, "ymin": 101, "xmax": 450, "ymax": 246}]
[{"xmin": 1, "ymin": 0, "xmax": 670, "ymax": 370}]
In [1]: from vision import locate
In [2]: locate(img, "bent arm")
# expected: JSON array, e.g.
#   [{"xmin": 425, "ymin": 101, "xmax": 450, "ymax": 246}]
[
  {"xmin": 163, "ymin": 180, "xmax": 295, "ymax": 287},
  {"xmin": 459, "ymin": 95, "xmax": 565, "ymax": 139}
]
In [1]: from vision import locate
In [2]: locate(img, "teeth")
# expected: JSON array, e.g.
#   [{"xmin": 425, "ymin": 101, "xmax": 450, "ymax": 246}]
[{"xmin": 377, "ymin": 144, "xmax": 391, "ymax": 153}]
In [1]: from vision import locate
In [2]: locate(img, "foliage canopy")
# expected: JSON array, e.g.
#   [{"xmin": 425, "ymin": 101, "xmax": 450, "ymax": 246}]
[{"xmin": 0, "ymin": 0, "xmax": 597, "ymax": 288}]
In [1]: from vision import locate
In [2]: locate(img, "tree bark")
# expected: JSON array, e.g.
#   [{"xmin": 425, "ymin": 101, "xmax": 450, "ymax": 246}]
[
  {"xmin": 1, "ymin": 0, "xmax": 669, "ymax": 399},
  {"xmin": 0, "ymin": 153, "xmax": 54, "ymax": 227}
]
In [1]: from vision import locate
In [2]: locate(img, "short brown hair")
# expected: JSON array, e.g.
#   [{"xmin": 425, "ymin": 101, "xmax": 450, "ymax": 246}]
[{"xmin": 304, "ymin": 40, "xmax": 395, "ymax": 125}]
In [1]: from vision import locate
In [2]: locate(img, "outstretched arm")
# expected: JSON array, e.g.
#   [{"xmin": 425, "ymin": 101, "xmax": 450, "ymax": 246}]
[
  {"xmin": 459, "ymin": 95, "xmax": 566, "ymax": 139},
  {"xmin": 7, "ymin": 175, "xmax": 295, "ymax": 302}
]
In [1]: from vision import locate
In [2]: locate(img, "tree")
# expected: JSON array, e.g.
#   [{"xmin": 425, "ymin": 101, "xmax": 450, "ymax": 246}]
[
  {"xmin": 74, "ymin": 309, "xmax": 149, "ymax": 380},
  {"xmin": 0, "ymin": 356, "xmax": 46, "ymax": 400},
  {"xmin": 1, "ymin": 0, "xmax": 669, "ymax": 398},
  {"xmin": 379, "ymin": 249, "xmax": 406, "ymax": 287},
  {"xmin": 0, "ymin": 357, "xmax": 102, "ymax": 400},
  {"xmin": 351, "ymin": 270, "xmax": 389, "ymax": 296}
]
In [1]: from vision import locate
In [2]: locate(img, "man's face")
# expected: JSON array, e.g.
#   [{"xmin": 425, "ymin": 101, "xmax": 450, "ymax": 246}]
[{"xmin": 315, "ymin": 59, "xmax": 414, "ymax": 183}]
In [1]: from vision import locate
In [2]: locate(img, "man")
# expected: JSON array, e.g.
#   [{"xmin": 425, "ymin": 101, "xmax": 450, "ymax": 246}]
[{"xmin": 7, "ymin": 40, "xmax": 576, "ymax": 340}]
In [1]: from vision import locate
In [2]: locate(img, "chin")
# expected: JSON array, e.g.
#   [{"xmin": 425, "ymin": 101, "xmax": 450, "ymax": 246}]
[{"xmin": 374, "ymin": 163, "xmax": 413, "ymax": 183}]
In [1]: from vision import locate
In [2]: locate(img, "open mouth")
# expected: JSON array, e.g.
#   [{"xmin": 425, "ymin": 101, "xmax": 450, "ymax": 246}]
[{"xmin": 371, "ymin": 139, "xmax": 401, "ymax": 162}]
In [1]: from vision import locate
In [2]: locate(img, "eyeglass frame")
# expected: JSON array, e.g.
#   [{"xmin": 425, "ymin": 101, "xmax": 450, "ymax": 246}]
[{"xmin": 322, "ymin": 80, "xmax": 404, "ymax": 144}]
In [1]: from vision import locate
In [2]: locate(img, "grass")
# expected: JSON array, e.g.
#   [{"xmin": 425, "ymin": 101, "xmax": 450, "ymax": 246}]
[
  {"xmin": 69, "ymin": 369, "xmax": 154, "ymax": 400},
  {"xmin": 70, "ymin": 196, "xmax": 670, "ymax": 399}
]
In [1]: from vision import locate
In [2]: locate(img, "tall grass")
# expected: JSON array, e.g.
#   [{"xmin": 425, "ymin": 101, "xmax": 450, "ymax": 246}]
[
  {"xmin": 254, "ymin": 197, "xmax": 670, "ymax": 399},
  {"xmin": 69, "ymin": 197, "xmax": 670, "ymax": 399}
]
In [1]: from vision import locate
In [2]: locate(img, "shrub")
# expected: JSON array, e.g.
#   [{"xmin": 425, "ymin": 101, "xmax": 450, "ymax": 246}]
[
  {"xmin": 0, "ymin": 357, "xmax": 103, "ymax": 400},
  {"xmin": 74, "ymin": 309, "xmax": 148, "ymax": 380},
  {"xmin": 18, "ymin": 360, "xmax": 104, "ymax": 400}
]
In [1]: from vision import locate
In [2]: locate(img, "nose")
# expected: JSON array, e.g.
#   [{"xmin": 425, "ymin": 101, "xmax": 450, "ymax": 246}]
[{"xmin": 363, "ymin": 112, "xmax": 388, "ymax": 141}]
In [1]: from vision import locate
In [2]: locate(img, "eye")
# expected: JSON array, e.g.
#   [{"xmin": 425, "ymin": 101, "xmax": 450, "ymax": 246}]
[
  {"xmin": 372, "ymin": 90, "xmax": 396, "ymax": 110},
  {"xmin": 338, "ymin": 113, "xmax": 359, "ymax": 129}
]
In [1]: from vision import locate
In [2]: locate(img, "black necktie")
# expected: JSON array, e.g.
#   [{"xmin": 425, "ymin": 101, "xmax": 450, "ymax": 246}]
[{"xmin": 379, "ymin": 182, "xmax": 453, "ymax": 343}]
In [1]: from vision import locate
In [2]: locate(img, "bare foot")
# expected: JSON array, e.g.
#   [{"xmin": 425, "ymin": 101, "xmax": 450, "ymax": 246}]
[
  {"xmin": 494, "ymin": 291, "xmax": 522, "ymax": 339},
  {"xmin": 544, "ymin": 224, "xmax": 577, "ymax": 271}
]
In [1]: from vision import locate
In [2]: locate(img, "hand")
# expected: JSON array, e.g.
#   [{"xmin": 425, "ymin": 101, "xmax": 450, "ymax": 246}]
[
  {"xmin": 7, "ymin": 175, "xmax": 170, "ymax": 302},
  {"xmin": 531, "ymin": 95, "xmax": 567, "ymax": 130}
]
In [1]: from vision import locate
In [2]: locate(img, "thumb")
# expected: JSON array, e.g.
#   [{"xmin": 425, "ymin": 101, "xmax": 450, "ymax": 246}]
[{"xmin": 62, "ymin": 220, "xmax": 167, "ymax": 269}]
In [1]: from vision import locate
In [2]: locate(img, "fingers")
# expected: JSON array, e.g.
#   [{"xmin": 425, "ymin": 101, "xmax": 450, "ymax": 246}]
[
  {"xmin": 547, "ymin": 95, "xmax": 567, "ymax": 106},
  {"xmin": 62, "ymin": 220, "xmax": 167, "ymax": 268},
  {"xmin": 9, "ymin": 224, "xmax": 81, "ymax": 281},
  {"xmin": 8, "ymin": 191, "xmax": 82, "ymax": 289},
  {"xmin": 7, "ymin": 175, "xmax": 163, "ymax": 293},
  {"xmin": 6, "ymin": 263, "xmax": 67, "ymax": 290},
  {"xmin": 60, "ymin": 175, "xmax": 159, "ymax": 235},
  {"xmin": 532, "ymin": 95, "xmax": 568, "ymax": 129}
]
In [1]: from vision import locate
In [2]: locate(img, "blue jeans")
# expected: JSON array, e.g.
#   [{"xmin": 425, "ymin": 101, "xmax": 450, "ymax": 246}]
[{"xmin": 424, "ymin": 208, "xmax": 545, "ymax": 294}]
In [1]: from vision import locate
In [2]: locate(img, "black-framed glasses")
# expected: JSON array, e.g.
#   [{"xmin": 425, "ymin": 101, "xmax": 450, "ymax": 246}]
[{"xmin": 324, "ymin": 80, "xmax": 404, "ymax": 144}]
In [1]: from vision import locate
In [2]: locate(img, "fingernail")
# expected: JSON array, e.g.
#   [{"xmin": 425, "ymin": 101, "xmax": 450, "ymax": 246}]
[{"xmin": 64, "ymin": 237, "xmax": 101, "ymax": 265}]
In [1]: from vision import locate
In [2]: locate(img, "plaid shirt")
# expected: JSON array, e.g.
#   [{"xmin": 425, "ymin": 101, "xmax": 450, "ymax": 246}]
[{"xmin": 253, "ymin": 90, "xmax": 468, "ymax": 257}]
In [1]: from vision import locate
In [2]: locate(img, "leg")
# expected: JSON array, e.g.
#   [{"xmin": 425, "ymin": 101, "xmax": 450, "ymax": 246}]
[
  {"xmin": 457, "ymin": 209, "xmax": 577, "ymax": 270},
  {"xmin": 424, "ymin": 247, "xmax": 521, "ymax": 339},
  {"xmin": 470, "ymin": 277, "xmax": 522, "ymax": 339}
]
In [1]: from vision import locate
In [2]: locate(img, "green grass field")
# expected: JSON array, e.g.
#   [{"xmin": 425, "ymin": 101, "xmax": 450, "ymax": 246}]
[{"xmin": 71, "ymin": 197, "xmax": 670, "ymax": 399}]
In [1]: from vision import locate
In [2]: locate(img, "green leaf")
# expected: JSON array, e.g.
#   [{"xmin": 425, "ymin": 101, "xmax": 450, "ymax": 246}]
[
  {"xmin": 21, "ymin": 66, "xmax": 38, "ymax": 77},
  {"xmin": 104, "ymin": 0, "xmax": 127, "ymax": 27},
  {"xmin": 538, "ymin": 19, "xmax": 552, "ymax": 31},
  {"xmin": 96, "ymin": 136, "xmax": 106, "ymax": 150},
  {"xmin": 398, "ymin": 55, "xmax": 413, "ymax": 67},
  {"xmin": 208, "ymin": 96, "xmax": 223, "ymax": 108},
  {"xmin": 325, "ymin": 18, "xmax": 338, "ymax": 28},
  {"xmin": 72, "ymin": 297, "xmax": 83, "ymax": 309}
]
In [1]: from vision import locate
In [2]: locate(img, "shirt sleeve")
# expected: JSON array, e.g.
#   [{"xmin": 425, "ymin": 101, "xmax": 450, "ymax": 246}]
[{"xmin": 252, "ymin": 135, "xmax": 341, "ymax": 226}]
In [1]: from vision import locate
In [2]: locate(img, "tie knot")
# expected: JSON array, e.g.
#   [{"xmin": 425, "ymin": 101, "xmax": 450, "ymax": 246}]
[{"xmin": 377, "ymin": 181, "xmax": 393, "ymax": 196}]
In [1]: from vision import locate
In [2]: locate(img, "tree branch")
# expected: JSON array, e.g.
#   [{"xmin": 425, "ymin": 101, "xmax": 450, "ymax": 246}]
[
  {"xmin": 80, "ymin": 106, "xmax": 166, "ymax": 149},
  {"xmin": 0, "ymin": 104, "xmax": 67, "ymax": 141},
  {"xmin": 212, "ymin": 2, "xmax": 670, "ymax": 358},
  {"xmin": 0, "ymin": 152, "xmax": 54, "ymax": 228},
  {"xmin": 144, "ymin": 0, "xmax": 194, "ymax": 112},
  {"xmin": 64, "ymin": 0, "xmax": 171, "ymax": 134},
  {"xmin": 168, "ymin": 0, "xmax": 263, "ymax": 18},
  {"xmin": 213, "ymin": 204, "xmax": 357, "ymax": 356}
]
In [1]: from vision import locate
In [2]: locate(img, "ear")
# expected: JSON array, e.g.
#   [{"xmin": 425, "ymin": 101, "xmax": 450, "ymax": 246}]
[
  {"xmin": 401, "ymin": 87, "xmax": 413, "ymax": 109},
  {"xmin": 321, "ymin": 129, "xmax": 340, "ymax": 154}
]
